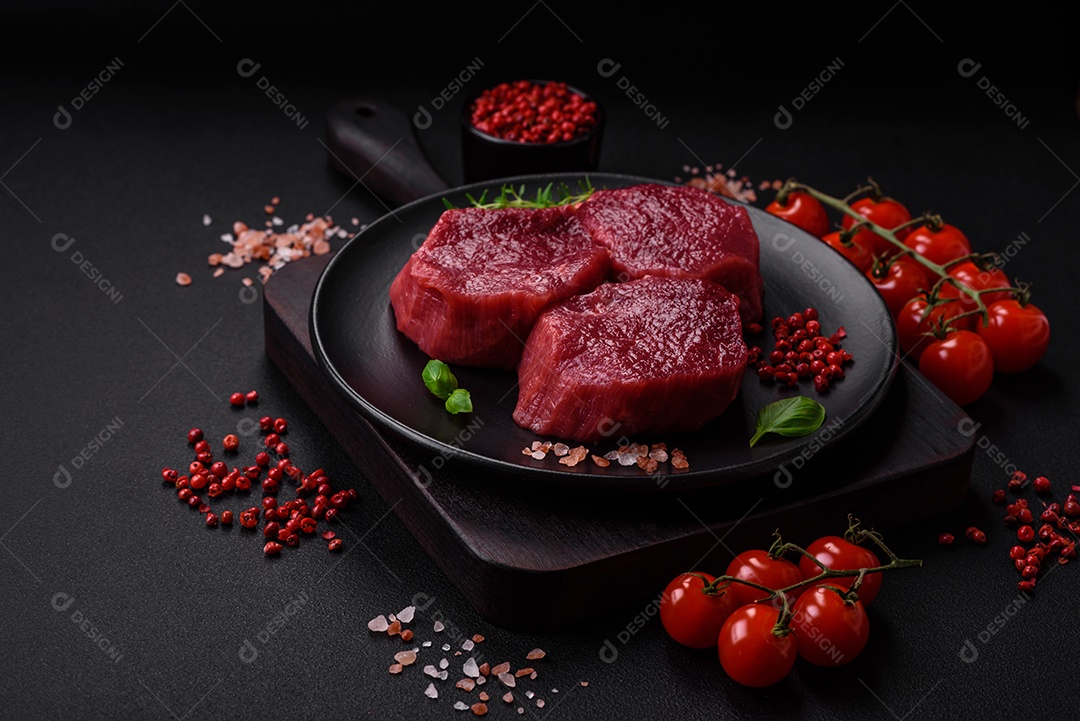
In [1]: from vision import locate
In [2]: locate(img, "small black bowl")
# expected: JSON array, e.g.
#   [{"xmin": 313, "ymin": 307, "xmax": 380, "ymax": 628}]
[{"xmin": 460, "ymin": 80, "xmax": 604, "ymax": 183}]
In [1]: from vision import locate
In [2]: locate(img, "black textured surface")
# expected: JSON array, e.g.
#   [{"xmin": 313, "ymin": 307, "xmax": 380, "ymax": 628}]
[{"xmin": 3, "ymin": 4, "xmax": 1079, "ymax": 719}]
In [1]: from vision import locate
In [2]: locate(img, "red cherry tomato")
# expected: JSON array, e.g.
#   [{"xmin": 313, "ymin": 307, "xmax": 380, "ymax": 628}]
[
  {"xmin": 895, "ymin": 295, "xmax": 974, "ymax": 363},
  {"xmin": 841, "ymin": 196, "xmax": 912, "ymax": 256},
  {"xmin": 939, "ymin": 261, "xmax": 1012, "ymax": 313},
  {"xmin": 798, "ymin": 536, "xmax": 882, "ymax": 605},
  {"xmin": 659, "ymin": 572, "xmax": 742, "ymax": 648},
  {"xmin": 790, "ymin": 584, "xmax": 870, "ymax": 666},
  {"xmin": 766, "ymin": 191, "xmax": 830, "ymax": 238},
  {"xmin": 903, "ymin": 222, "xmax": 972, "ymax": 265},
  {"xmin": 725, "ymin": 550, "xmax": 805, "ymax": 606},
  {"xmin": 919, "ymin": 329, "xmax": 994, "ymax": 405},
  {"xmin": 717, "ymin": 604, "xmax": 798, "ymax": 688},
  {"xmin": 867, "ymin": 256, "xmax": 931, "ymax": 318},
  {"xmin": 821, "ymin": 230, "xmax": 873, "ymax": 272},
  {"xmin": 976, "ymin": 299, "xmax": 1050, "ymax": 373}
]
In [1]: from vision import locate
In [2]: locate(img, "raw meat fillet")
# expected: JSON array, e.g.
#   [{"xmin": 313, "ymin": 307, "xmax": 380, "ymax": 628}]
[
  {"xmin": 513, "ymin": 276, "xmax": 748, "ymax": 442},
  {"xmin": 389, "ymin": 205, "xmax": 610, "ymax": 370},
  {"xmin": 576, "ymin": 183, "xmax": 763, "ymax": 322}
]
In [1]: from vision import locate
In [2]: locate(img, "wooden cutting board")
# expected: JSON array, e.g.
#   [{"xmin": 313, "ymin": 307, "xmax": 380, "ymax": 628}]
[{"xmin": 264, "ymin": 253, "xmax": 974, "ymax": 631}]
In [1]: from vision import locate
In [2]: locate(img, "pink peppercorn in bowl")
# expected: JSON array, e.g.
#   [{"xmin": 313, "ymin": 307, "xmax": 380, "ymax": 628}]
[{"xmin": 461, "ymin": 79, "xmax": 604, "ymax": 183}]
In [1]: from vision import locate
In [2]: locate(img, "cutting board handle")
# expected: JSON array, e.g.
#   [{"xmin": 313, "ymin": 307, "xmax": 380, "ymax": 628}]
[{"xmin": 324, "ymin": 98, "xmax": 450, "ymax": 207}]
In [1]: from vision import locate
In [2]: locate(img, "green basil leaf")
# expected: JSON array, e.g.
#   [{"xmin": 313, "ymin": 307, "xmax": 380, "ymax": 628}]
[
  {"xmin": 422, "ymin": 359, "xmax": 458, "ymax": 400},
  {"xmin": 749, "ymin": 396, "xmax": 826, "ymax": 447},
  {"xmin": 444, "ymin": 388, "xmax": 473, "ymax": 415}
]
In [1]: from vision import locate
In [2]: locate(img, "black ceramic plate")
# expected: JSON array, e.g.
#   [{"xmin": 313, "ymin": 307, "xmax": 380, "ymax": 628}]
[{"xmin": 310, "ymin": 173, "xmax": 897, "ymax": 491}]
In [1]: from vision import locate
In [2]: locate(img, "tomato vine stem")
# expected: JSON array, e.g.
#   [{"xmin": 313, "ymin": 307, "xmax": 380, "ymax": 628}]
[
  {"xmin": 783, "ymin": 179, "xmax": 990, "ymax": 330},
  {"xmin": 698, "ymin": 516, "xmax": 921, "ymax": 635}
]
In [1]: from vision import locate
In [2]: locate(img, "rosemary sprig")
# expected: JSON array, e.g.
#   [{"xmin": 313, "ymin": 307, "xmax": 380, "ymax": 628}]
[{"xmin": 442, "ymin": 178, "xmax": 595, "ymax": 210}]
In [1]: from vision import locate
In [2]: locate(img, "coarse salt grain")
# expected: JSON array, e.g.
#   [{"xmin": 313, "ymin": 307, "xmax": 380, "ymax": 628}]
[
  {"xmin": 423, "ymin": 665, "xmax": 440, "ymax": 678},
  {"xmin": 462, "ymin": 639, "xmax": 475, "ymax": 651},
  {"xmin": 537, "ymin": 699, "xmax": 545, "ymax": 708},
  {"xmin": 553, "ymin": 443, "xmax": 570, "ymax": 456},
  {"xmin": 581, "ymin": 681, "xmax": 589, "ymax": 687},
  {"xmin": 498, "ymin": 673, "xmax": 516, "ymax": 688},
  {"xmin": 473, "ymin": 634, "xmax": 485, "ymax": 643},
  {"xmin": 671, "ymin": 449, "xmax": 689, "ymax": 469},
  {"xmin": 175, "ymin": 272, "xmax": 192, "ymax": 287},
  {"xmin": 439, "ymin": 658, "xmax": 449, "ymax": 669},
  {"xmin": 368, "ymin": 615, "xmax": 389, "ymax": 632},
  {"xmin": 453, "ymin": 702, "xmax": 469, "ymax": 711},
  {"xmin": 456, "ymin": 678, "xmax": 476, "ymax": 692},
  {"xmin": 442, "ymin": 644, "xmax": 451, "ymax": 651},
  {"xmin": 478, "ymin": 692, "xmax": 489, "ymax": 702},
  {"xmin": 202, "ymin": 214, "xmax": 212, "ymax": 226},
  {"xmin": 491, "ymin": 662, "xmax": 510, "ymax": 675},
  {"xmin": 434, "ymin": 621, "xmax": 445, "ymax": 632},
  {"xmin": 559, "ymin": 446, "xmax": 588, "ymax": 467},
  {"xmin": 394, "ymin": 650, "xmax": 417, "ymax": 666},
  {"xmin": 476, "ymin": 676, "xmax": 487, "ymax": 686},
  {"xmin": 471, "ymin": 703, "xmax": 487, "ymax": 716},
  {"xmin": 463, "ymin": 658, "xmax": 480, "ymax": 677},
  {"xmin": 398, "ymin": 605, "xmax": 416, "ymax": 623},
  {"xmin": 514, "ymin": 668, "xmax": 533, "ymax": 678},
  {"xmin": 425, "ymin": 683, "xmax": 438, "ymax": 699},
  {"xmin": 636, "ymin": 456, "xmax": 659, "ymax": 474},
  {"xmin": 592, "ymin": 455, "xmax": 610, "ymax": 467},
  {"xmin": 389, "ymin": 663, "xmax": 403, "ymax": 674},
  {"xmin": 503, "ymin": 692, "xmax": 513, "ymax": 703}
]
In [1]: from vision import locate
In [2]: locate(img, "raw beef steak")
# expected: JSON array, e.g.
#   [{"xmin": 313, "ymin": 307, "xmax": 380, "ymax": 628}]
[
  {"xmin": 389, "ymin": 205, "xmax": 610, "ymax": 369},
  {"xmin": 513, "ymin": 276, "xmax": 748, "ymax": 442},
  {"xmin": 576, "ymin": 183, "xmax": 763, "ymax": 322}
]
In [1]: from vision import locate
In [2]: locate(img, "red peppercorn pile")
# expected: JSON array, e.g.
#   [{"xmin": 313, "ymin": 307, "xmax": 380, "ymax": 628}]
[
  {"xmin": 159, "ymin": 392, "xmax": 356, "ymax": 556},
  {"xmin": 748, "ymin": 308, "xmax": 853, "ymax": 392},
  {"xmin": 469, "ymin": 80, "xmax": 598, "ymax": 144},
  {"xmin": 994, "ymin": 470, "xmax": 1078, "ymax": 591}
]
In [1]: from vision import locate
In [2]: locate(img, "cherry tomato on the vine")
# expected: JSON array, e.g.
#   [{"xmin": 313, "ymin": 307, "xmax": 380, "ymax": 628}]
[
  {"xmin": 821, "ymin": 230, "xmax": 873, "ymax": 273},
  {"xmin": 659, "ymin": 572, "xmax": 742, "ymax": 649},
  {"xmin": 798, "ymin": 536, "xmax": 883, "ymax": 605},
  {"xmin": 939, "ymin": 261, "xmax": 1012, "ymax": 312},
  {"xmin": 919, "ymin": 329, "xmax": 994, "ymax": 405},
  {"xmin": 790, "ymin": 584, "xmax": 869, "ymax": 667},
  {"xmin": 903, "ymin": 222, "xmax": 972, "ymax": 266},
  {"xmin": 977, "ymin": 300, "xmax": 1050, "ymax": 373},
  {"xmin": 895, "ymin": 295, "xmax": 974, "ymax": 363},
  {"xmin": 766, "ymin": 191, "xmax": 831, "ymax": 238},
  {"xmin": 842, "ymin": 196, "xmax": 912, "ymax": 257},
  {"xmin": 717, "ymin": 604, "xmax": 798, "ymax": 688},
  {"xmin": 725, "ymin": 550, "xmax": 805, "ymax": 606},
  {"xmin": 867, "ymin": 256, "xmax": 931, "ymax": 318}
]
